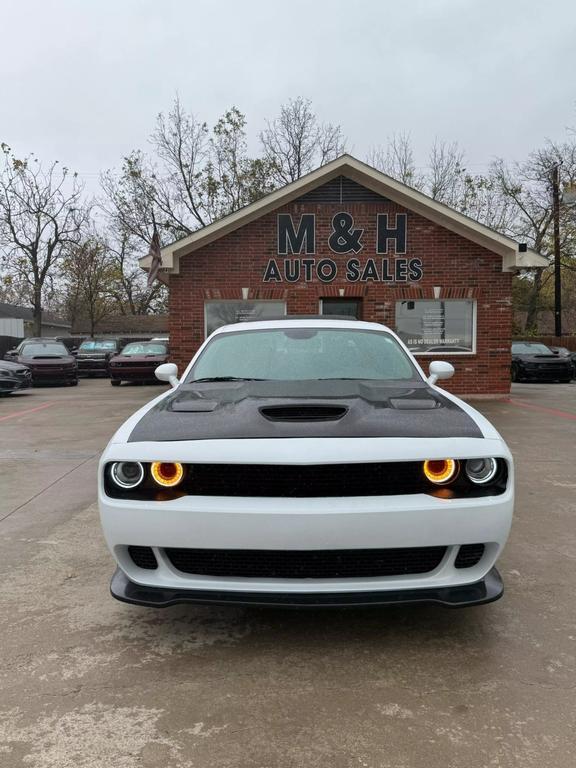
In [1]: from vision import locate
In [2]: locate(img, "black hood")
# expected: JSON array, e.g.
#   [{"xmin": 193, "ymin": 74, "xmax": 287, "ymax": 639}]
[{"xmin": 128, "ymin": 379, "xmax": 483, "ymax": 442}]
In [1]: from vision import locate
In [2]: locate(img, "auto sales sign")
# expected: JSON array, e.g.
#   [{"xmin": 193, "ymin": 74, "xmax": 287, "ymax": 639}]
[{"xmin": 263, "ymin": 212, "xmax": 423, "ymax": 284}]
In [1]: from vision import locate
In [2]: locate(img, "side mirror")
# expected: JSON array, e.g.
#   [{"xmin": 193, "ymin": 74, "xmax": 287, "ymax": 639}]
[
  {"xmin": 155, "ymin": 362, "xmax": 179, "ymax": 387},
  {"xmin": 428, "ymin": 360, "xmax": 455, "ymax": 386},
  {"xmin": 4, "ymin": 349, "xmax": 17, "ymax": 360}
]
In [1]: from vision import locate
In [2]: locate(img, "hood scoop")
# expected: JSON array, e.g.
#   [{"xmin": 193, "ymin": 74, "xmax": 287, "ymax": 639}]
[
  {"xmin": 259, "ymin": 404, "xmax": 348, "ymax": 422},
  {"xmin": 171, "ymin": 400, "xmax": 218, "ymax": 412},
  {"xmin": 389, "ymin": 397, "xmax": 440, "ymax": 410}
]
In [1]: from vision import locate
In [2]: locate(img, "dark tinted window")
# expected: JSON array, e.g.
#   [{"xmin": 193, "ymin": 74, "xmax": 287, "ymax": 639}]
[
  {"xmin": 79, "ymin": 340, "xmax": 117, "ymax": 352},
  {"xmin": 20, "ymin": 342, "xmax": 69, "ymax": 356},
  {"xmin": 121, "ymin": 343, "xmax": 167, "ymax": 356},
  {"xmin": 512, "ymin": 342, "xmax": 551, "ymax": 355}
]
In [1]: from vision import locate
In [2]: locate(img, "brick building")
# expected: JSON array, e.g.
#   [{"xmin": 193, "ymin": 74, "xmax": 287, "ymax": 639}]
[{"xmin": 141, "ymin": 156, "xmax": 546, "ymax": 396}]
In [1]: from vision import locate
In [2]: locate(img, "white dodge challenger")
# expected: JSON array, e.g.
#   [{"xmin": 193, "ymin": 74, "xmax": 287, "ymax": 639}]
[{"xmin": 98, "ymin": 319, "xmax": 513, "ymax": 608}]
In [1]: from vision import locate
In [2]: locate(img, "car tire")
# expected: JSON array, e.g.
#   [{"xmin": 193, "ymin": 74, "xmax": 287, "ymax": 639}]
[
  {"xmin": 511, "ymin": 365, "xmax": 519, "ymax": 382},
  {"xmin": 111, "ymin": 380, "xmax": 121, "ymax": 387},
  {"xmin": 69, "ymin": 380, "xmax": 79, "ymax": 386}
]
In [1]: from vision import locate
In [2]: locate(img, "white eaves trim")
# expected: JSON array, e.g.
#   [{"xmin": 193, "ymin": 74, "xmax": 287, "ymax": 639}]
[{"xmin": 139, "ymin": 154, "xmax": 549, "ymax": 275}]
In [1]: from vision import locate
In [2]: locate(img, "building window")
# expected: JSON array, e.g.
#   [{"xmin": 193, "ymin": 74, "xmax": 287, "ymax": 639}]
[
  {"xmin": 204, "ymin": 300, "xmax": 286, "ymax": 337},
  {"xmin": 395, "ymin": 299, "xmax": 476, "ymax": 355}
]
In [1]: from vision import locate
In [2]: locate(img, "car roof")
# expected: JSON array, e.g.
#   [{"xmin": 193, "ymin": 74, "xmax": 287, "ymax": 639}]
[{"xmin": 211, "ymin": 318, "xmax": 392, "ymax": 335}]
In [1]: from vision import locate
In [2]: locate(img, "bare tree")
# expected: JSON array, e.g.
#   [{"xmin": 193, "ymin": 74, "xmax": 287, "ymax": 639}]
[
  {"xmin": 490, "ymin": 140, "xmax": 576, "ymax": 331},
  {"xmin": 427, "ymin": 139, "xmax": 466, "ymax": 203},
  {"xmin": 367, "ymin": 133, "xmax": 422, "ymax": 187},
  {"xmin": 101, "ymin": 98, "xmax": 275, "ymax": 248},
  {"xmin": 204, "ymin": 107, "xmax": 275, "ymax": 221},
  {"xmin": 105, "ymin": 230, "xmax": 167, "ymax": 315},
  {"xmin": 260, "ymin": 97, "xmax": 346, "ymax": 185},
  {"xmin": 0, "ymin": 143, "xmax": 87, "ymax": 335}
]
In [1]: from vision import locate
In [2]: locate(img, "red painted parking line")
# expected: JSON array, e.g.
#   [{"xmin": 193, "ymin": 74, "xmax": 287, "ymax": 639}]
[
  {"xmin": 508, "ymin": 399, "xmax": 576, "ymax": 421},
  {"xmin": 0, "ymin": 401, "xmax": 56, "ymax": 423}
]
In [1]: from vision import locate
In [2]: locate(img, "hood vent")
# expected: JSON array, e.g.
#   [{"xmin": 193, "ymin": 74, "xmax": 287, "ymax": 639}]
[{"xmin": 259, "ymin": 404, "xmax": 348, "ymax": 422}]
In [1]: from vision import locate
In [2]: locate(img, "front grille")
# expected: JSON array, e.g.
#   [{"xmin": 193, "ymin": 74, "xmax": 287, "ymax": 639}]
[
  {"xmin": 455, "ymin": 544, "xmax": 485, "ymax": 568},
  {"xmin": 164, "ymin": 546, "xmax": 447, "ymax": 579},
  {"xmin": 184, "ymin": 462, "xmax": 429, "ymax": 497},
  {"xmin": 128, "ymin": 545, "xmax": 158, "ymax": 569},
  {"xmin": 113, "ymin": 361, "xmax": 152, "ymax": 368}
]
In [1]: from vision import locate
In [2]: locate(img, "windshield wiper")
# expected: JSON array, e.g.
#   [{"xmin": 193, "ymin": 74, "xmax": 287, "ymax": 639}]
[{"xmin": 190, "ymin": 376, "xmax": 268, "ymax": 383}]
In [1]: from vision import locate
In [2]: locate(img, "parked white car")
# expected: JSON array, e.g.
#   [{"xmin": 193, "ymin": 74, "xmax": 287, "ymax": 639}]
[{"xmin": 98, "ymin": 319, "xmax": 514, "ymax": 608}]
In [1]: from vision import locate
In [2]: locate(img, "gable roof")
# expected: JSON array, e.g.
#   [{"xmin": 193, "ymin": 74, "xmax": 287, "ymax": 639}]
[{"xmin": 139, "ymin": 154, "xmax": 548, "ymax": 275}]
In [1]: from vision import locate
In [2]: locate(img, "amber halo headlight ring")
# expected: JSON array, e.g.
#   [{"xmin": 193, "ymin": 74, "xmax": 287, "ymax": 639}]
[
  {"xmin": 465, "ymin": 457, "xmax": 499, "ymax": 485},
  {"xmin": 110, "ymin": 461, "xmax": 145, "ymax": 489},
  {"xmin": 423, "ymin": 459, "xmax": 459, "ymax": 485},
  {"xmin": 150, "ymin": 461, "xmax": 185, "ymax": 487}
]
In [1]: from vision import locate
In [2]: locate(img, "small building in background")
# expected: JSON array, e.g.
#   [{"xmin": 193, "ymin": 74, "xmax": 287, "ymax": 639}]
[{"xmin": 0, "ymin": 302, "xmax": 72, "ymax": 337}]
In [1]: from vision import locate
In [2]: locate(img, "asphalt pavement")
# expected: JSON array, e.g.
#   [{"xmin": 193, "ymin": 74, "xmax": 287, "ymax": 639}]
[{"xmin": 0, "ymin": 379, "xmax": 575, "ymax": 768}]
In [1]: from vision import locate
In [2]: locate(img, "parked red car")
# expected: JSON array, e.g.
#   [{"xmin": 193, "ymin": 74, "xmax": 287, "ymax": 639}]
[{"xmin": 108, "ymin": 341, "xmax": 170, "ymax": 386}]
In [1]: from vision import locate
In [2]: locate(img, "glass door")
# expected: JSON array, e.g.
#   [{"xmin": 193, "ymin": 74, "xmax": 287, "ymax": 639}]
[{"xmin": 320, "ymin": 298, "xmax": 362, "ymax": 319}]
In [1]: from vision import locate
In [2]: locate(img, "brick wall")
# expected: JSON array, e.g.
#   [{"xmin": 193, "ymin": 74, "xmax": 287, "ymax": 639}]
[{"xmin": 169, "ymin": 200, "xmax": 512, "ymax": 396}]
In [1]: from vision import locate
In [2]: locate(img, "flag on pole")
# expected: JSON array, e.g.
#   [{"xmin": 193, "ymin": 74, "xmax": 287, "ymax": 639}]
[{"xmin": 146, "ymin": 225, "xmax": 162, "ymax": 289}]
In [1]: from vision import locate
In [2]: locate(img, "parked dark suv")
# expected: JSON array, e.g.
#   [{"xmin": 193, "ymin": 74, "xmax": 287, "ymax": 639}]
[{"xmin": 76, "ymin": 338, "xmax": 120, "ymax": 377}]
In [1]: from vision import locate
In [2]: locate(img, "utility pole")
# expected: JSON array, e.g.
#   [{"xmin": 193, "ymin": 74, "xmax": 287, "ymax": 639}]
[{"xmin": 552, "ymin": 163, "xmax": 562, "ymax": 338}]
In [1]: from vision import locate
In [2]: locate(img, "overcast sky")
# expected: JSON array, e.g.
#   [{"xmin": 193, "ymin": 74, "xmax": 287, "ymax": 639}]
[{"xmin": 1, "ymin": 0, "xmax": 575, "ymax": 194}]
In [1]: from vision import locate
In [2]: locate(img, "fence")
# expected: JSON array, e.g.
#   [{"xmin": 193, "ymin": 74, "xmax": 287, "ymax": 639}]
[{"xmin": 513, "ymin": 336, "xmax": 576, "ymax": 351}]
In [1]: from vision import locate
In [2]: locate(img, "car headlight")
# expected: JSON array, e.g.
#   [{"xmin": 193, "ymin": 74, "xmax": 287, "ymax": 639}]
[
  {"xmin": 423, "ymin": 459, "xmax": 459, "ymax": 485},
  {"xmin": 151, "ymin": 461, "xmax": 184, "ymax": 487},
  {"xmin": 110, "ymin": 461, "xmax": 144, "ymax": 489},
  {"xmin": 465, "ymin": 458, "xmax": 498, "ymax": 484}
]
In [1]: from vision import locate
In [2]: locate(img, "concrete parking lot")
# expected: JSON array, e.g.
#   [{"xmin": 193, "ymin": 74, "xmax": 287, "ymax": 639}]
[{"xmin": 1, "ymin": 379, "xmax": 575, "ymax": 768}]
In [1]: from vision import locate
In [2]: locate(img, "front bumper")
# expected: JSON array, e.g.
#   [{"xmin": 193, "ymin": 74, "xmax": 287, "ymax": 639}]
[
  {"xmin": 111, "ymin": 566, "xmax": 504, "ymax": 608},
  {"xmin": 519, "ymin": 366, "xmax": 572, "ymax": 381},
  {"xmin": 30, "ymin": 368, "xmax": 77, "ymax": 383},
  {"xmin": 100, "ymin": 491, "xmax": 513, "ymax": 602},
  {"xmin": 77, "ymin": 358, "xmax": 109, "ymax": 376},
  {"xmin": 99, "ymin": 437, "xmax": 514, "ymax": 604},
  {"xmin": 0, "ymin": 376, "xmax": 31, "ymax": 392},
  {"xmin": 110, "ymin": 367, "xmax": 157, "ymax": 381}
]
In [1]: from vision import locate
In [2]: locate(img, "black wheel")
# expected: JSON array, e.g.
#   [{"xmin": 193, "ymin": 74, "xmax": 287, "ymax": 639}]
[
  {"xmin": 111, "ymin": 379, "xmax": 121, "ymax": 387},
  {"xmin": 511, "ymin": 365, "xmax": 518, "ymax": 382},
  {"xmin": 69, "ymin": 379, "xmax": 78, "ymax": 386}
]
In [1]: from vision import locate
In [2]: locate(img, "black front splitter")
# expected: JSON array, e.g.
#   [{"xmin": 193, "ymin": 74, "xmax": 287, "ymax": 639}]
[{"xmin": 110, "ymin": 567, "xmax": 503, "ymax": 609}]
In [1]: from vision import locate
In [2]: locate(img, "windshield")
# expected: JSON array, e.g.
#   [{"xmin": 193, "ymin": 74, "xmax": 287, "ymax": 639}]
[
  {"xmin": 187, "ymin": 328, "xmax": 419, "ymax": 382},
  {"xmin": 20, "ymin": 342, "xmax": 69, "ymax": 357},
  {"xmin": 79, "ymin": 340, "xmax": 117, "ymax": 352},
  {"xmin": 512, "ymin": 342, "xmax": 552, "ymax": 355},
  {"xmin": 120, "ymin": 343, "xmax": 167, "ymax": 356}
]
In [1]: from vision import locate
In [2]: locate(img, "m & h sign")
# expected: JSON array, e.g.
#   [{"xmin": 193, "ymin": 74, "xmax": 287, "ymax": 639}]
[{"xmin": 263, "ymin": 212, "xmax": 423, "ymax": 283}]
